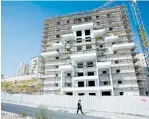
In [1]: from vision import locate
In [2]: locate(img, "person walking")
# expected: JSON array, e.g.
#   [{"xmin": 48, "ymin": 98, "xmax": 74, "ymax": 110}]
[{"xmin": 77, "ymin": 99, "xmax": 84, "ymax": 115}]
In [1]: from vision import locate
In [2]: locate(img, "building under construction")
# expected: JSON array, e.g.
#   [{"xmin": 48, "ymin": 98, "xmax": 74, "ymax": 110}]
[{"xmin": 38, "ymin": 5, "xmax": 148, "ymax": 96}]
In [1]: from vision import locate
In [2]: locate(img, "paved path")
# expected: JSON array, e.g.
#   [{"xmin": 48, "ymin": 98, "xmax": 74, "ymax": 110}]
[{"xmin": 1, "ymin": 102, "xmax": 108, "ymax": 119}]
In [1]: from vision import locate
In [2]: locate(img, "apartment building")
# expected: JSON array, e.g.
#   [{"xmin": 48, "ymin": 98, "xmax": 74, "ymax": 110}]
[
  {"xmin": 16, "ymin": 62, "xmax": 29, "ymax": 76},
  {"xmin": 39, "ymin": 5, "xmax": 146, "ymax": 96},
  {"xmin": 29, "ymin": 56, "xmax": 40, "ymax": 74}
]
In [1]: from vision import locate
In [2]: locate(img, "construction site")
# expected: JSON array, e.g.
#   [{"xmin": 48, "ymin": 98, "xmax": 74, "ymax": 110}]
[
  {"xmin": 38, "ymin": 1, "xmax": 149, "ymax": 96},
  {"xmin": 1, "ymin": 1, "xmax": 149, "ymax": 119}
]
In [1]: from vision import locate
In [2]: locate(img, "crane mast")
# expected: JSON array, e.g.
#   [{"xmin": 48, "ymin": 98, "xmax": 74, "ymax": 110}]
[{"xmin": 130, "ymin": 1, "xmax": 149, "ymax": 72}]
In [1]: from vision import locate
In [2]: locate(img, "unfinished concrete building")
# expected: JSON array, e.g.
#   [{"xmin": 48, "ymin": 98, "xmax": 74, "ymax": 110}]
[{"xmin": 38, "ymin": 5, "xmax": 147, "ymax": 96}]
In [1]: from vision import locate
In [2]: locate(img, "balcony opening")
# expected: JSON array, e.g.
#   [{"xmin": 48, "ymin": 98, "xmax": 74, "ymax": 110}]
[
  {"xmin": 56, "ymin": 74, "xmax": 58, "ymax": 77},
  {"xmin": 96, "ymin": 16, "xmax": 99, "ymax": 19},
  {"xmin": 107, "ymin": 14, "xmax": 110, "ymax": 17},
  {"xmin": 56, "ymin": 49, "xmax": 59, "ymax": 52},
  {"xmin": 67, "ymin": 49, "xmax": 70, "ymax": 52},
  {"xmin": 77, "ymin": 62, "xmax": 83, "ymax": 68},
  {"xmin": 100, "ymin": 45, "xmax": 103, "ymax": 48},
  {"xmin": 109, "ymin": 27, "xmax": 113, "ymax": 31},
  {"xmin": 87, "ymin": 62, "xmax": 93, "ymax": 67},
  {"xmin": 112, "ymin": 42, "xmax": 116, "ymax": 44},
  {"xmin": 89, "ymin": 93, "xmax": 96, "ymax": 96},
  {"xmin": 115, "ymin": 60, "xmax": 119, "ymax": 64},
  {"xmin": 56, "ymin": 35, "xmax": 60, "ymax": 38},
  {"xmin": 86, "ymin": 45, "xmax": 92, "ymax": 50},
  {"xmin": 56, "ymin": 57, "xmax": 59, "ymax": 59},
  {"xmin": 88, "ymin": 72, "xmax": 94, "ymax": 76},
  {"xmin": 67, "ymin": 73, "xmax": 71, "ymax": 76},
  {"xmin": 85, "ymin": 37, "xmax": 91, "ymax": 42},
  {"xmin": 77, "ymin": 46, "xmax": 82, "ymax": 51},
  {"xmin": 67, "ymin": 41, "xmax": 70, "ymax": 43},
  {"xmin": 102, "ymin": 91, "xmax": 111, "ymax": 96},
  {"xmin": 97, "ymin": 22, "xmax": 100, "ymax": 25},
  {"xmin": 84, "ymin": 17, "xmax": 89, "ymax": 21},
  {"xmin": 76, "ymin": 31, "xmax": 82, "ymax": 37},
  {"xmin": 56, "ymin": 41, "xmax": 59, "ymax": 43},
  {"xmin": 78, "ymin": 93, "xmax": 84, "ymax": 96},
  {"xmin": 124, "ymin": 26, "xmax": 128, "ymax": 29},
  {"xmin": 67, "ymin": 20, "xmax": 70, "ymax": 23},
  {"xmin": 119, "ymin": 92, "xmax": 124, "ymax": 95},
  {"xmin": 118, "ymin": 80, "xmax": 122, "ymax": 84},
  {"xmin": 78, "ymin": 18, "xmax": 81, "ymax": 22},
  {"xmin": 57, "ymin": 22, "xmax": 60, "ymax": 25},
  {"xmin": 102, "ymin": 71, "xmax": 107, "ymax": 74},
  {"xmin": 78, "ymin": 81, "xmax": 84, "ymax": 87},
  {"xmin": 76, "ymin": 38, "xmax": 82, "ymax": 43},
  {"xmin": 65, "ymin": 92, "xmax": 73, "ymax": 95},
  {"xmin": 55, "ymin": 65, "xmax": 59, "ymax": 68},
  {"xmin": 78, "ymin": 72, "xmax": 84, "ymax": 77},
  {"xmin": 84, "ymin": 17, "xmax": 91, "ymax": 22},
  {"xmin": 88, "ymin": 81, "xmax": 95, "ymax": 87},
  {"xmin": 66, "ymin": 83, "xmax": 72, "ymax": 87},
  {"xmin": 116, "ymin": 69, "xmax": 120, "ymax": 73},
  {"xmin": 104, "ymin": 81, "xmax": 109, "ymax": 85},
  {"xmin": 114, "ymin": 51, "xmax": 117, "ymax": 54},
  {"xmin": 55, "ymin": 83, "xmax": 58, "ymax": 86},
  {"xmin": 85, "ymin": 29, "xmax": 90, "ymax": 36}
]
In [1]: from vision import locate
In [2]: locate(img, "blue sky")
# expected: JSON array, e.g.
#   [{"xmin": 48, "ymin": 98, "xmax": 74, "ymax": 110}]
[{"xmin": 1, "ymin": 1, "xmax": 149, "ymax": 76}]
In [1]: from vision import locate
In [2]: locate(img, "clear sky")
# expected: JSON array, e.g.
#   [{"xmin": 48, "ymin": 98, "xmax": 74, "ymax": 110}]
[{"xmin": 1, "ymin": 1, "xmax": 149, "ymax": 76}]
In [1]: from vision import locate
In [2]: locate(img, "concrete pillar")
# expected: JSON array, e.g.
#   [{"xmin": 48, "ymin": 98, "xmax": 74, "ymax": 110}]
[
  {"xmin": 71, "ymin": 60, "xmax": 75, "ymax": 95},
  {"xmin": 96, "ymin": 67, "xmax": 100, "ymax": 87},
  {"xmin": 84, "ymin": 81, "xmax": 87, "ymax": 87},
  {"xmin": 109, "ymin": 67, "xmax": 114, "ymax": 96},
  {"xmin": 60, "ymin": 71, "xmax": 63, "ymax": 94}
]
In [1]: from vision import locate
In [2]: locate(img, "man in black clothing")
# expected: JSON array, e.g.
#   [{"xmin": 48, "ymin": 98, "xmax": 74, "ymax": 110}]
[{"xmin": 77, "ymin": 99, "xmax": 84, "ymax": 114}]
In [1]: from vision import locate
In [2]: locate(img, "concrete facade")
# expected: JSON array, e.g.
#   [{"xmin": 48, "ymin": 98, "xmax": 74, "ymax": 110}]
[
  {"xmin": 39, "ymin": 5, "xmax": 147, "ymax": 96},
  {"xmin": 135, "ymin": 53, "xmax": 149, "ymax": 94}
]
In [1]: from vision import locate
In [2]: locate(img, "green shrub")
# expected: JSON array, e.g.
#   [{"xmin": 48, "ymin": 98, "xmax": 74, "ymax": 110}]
[
  {"xmin": 21, "ymin": 112, "xmax": 26, "ymax": 118},
  {"xmin": 33, "ymin": 105, "xmax": 50, "ymax": 119},
  {"xmin": 96, "ymin": 37, "xmax": 101, "ymax": 40}
]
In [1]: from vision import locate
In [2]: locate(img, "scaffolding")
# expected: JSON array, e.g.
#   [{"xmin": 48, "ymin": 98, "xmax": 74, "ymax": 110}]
[{"xmin": 39, "ymin": 4, "xmax": 147, "ymax": 95}]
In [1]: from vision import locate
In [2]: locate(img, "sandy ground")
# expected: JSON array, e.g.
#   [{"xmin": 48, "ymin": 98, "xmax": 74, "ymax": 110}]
[{"xmin": 1, "ymin": 111, "xmax": 33, "ymax": 119}]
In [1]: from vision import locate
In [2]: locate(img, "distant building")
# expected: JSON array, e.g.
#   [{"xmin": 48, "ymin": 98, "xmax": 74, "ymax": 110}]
[
  {"xmin": 16, "ymin": 62, "xmax": 29, "ymax": 76},
  {"xmin": 29, "ymin": 56, "xmax": 40, "ymax": 74},
  {"xmin": 1, "ymin": 74, "xmax": 4, "ymax": 79}
]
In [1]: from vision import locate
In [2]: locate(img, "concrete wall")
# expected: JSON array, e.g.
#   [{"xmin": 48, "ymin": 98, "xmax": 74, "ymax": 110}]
[{"xmin": 1, "ymin": 92, "xmax": 149, "ymax": 117}]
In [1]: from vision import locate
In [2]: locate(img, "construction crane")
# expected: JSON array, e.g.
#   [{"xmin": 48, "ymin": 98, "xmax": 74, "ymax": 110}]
[
  {"xmin": 99, "ymin": 0, "xmax": 149, "ymax": 72},
  {"xmin": 98, "ymin": 0, "xmax": 114, "ymax": 9},
  {"xmin": 130, "ymin": 0, "xmax": 149, "ymax": 72}
]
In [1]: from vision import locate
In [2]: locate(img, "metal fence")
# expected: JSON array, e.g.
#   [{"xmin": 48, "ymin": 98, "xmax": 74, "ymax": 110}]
[{"xmin": 1, "ymin": 92, "xmax": 149, "ymax": 117}]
